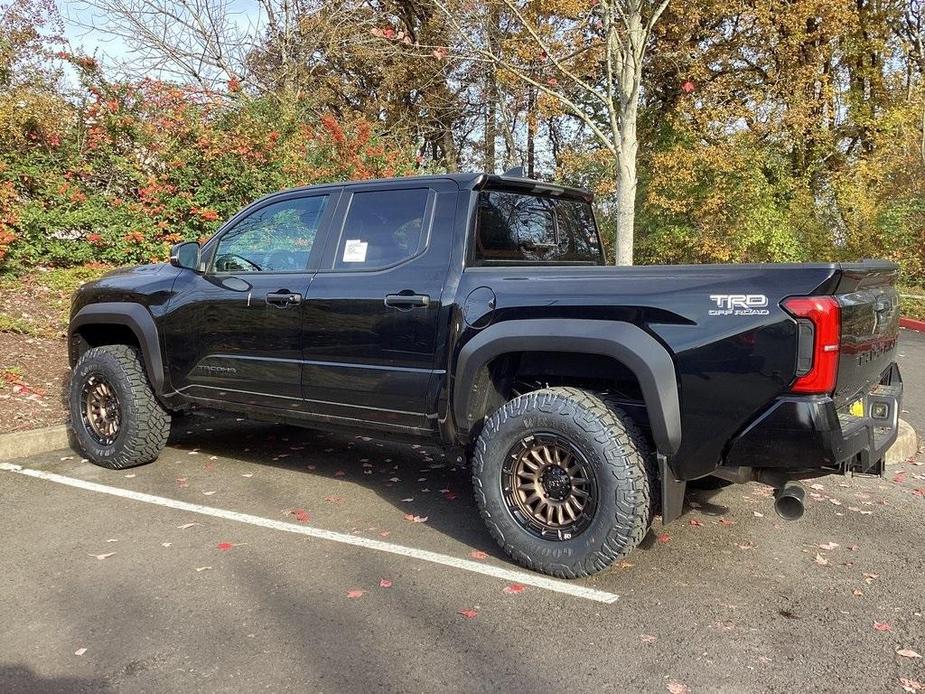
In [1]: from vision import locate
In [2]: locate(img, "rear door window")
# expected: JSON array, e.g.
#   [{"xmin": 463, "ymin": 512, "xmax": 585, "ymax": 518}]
[
  {"xmin": 475, "ymin": 191, "xmax": 603, "ymax": 264},
  {"xmin": 333, "ymin": 188, "xmax": 430, "ymax": 271}
]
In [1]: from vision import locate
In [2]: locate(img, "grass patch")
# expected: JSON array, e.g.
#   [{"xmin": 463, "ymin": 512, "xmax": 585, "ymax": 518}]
[{"xmin": 900, "ymin": 287, "xmax": 925, "ymax": 321}]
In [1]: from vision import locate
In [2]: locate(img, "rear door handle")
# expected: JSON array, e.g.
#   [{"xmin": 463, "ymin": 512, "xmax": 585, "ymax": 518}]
[
  {"xmin": 266, "ymin": 291, "xmax": 302, "ymax": 307},
  {"xmin": 384, "ymin": 293, "xmax": 430, "ymax": 308}
]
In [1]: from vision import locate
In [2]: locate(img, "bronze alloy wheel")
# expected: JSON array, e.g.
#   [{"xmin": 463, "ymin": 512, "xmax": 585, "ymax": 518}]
[
  {"xmin": 81, "ymin": 375, "xmax": 122, "ymax": 446},
  {"xmin": 501, "ymin": 433, "xmax": 598, "ymax": 540}
]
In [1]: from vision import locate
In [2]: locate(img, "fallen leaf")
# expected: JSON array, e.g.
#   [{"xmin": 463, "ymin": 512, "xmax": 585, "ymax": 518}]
[
  {"xmin": 88, "ymin": 552, "xmax": 115, "ymax": 560},
  {"xmin": 502, "ymin": 583, "xmax": 526, "ymax": 594},
  {"xmin": 403, "ymin": 514, "xmax": 428, "ymax": 523},
  {"xmin": 900, "ymin": 678, "xmax": 923, "ymax": 693},
  {"xmin": 457, "ymin": 608, "xmax": 478, "ymax": 619},
  {"xmin": 873, "ymin": 621, "xmax": 893, "ymax": 632},
  {"xmin": 818, "ymin": 542, "xmax": 839, "ymax": 550},
  {"xmin": 852, "ymin": 588, "xmax": 864, "ymax": 596},
  {"xmin": 379, "ymin": 531, "xmax": 391, "ymax": 538},
  {"xmin": 176, "ymin": 478, "xmax": 188, "ymax": 488},
  {"xmin": 828, "ymin": 498, "xmax": 842, "ymax": 506},
  {"xmin": 688, "ymin": 519, "xmax": 704, "ymax": 527},
  {"xmin": 639, "ymin": 634, "xmax": 657, "ymax": 643},
  {"xmin": 814, "ymin": 554, "xmax": 829, "ymax": 566},
  {"xmin": 123, "ymin": 473, "xmax": 135, "ymax": 478},
  {"xmin": 894, "ymin": 472, "xmax": 908, "ymax": 484},
  {"xmin": 753, "ymin": 511, "xmax": 764, "ymax": 517},
  {"xmin": 468, "ymin": 550, "xmax": 488, "ymax": 560},
  {"xmin": 74, "ymin": 648, "xmax": 87, "ymax": 656},
  {"xmin": 810, "ymin": 483, "xmax": 825, "ymax": 490},
  {"xmin": 736, "ymin": 542, "xmax": 755, "ymax": 550},
  {"xmin": 346, "ymin": 589, "xmax": 365, "ymax": 599},
  {"xmin": 195, "ymin": 566, "xmax": 212, "ymax": 572},
  {"xmin": 323, "ymin": 495, "xmax": 344, "ymax": 505},
  {"xmin": 290, "ymin": 508, "xmax": 312, "ymax": 524},
  {"xmin": 178, "ymin": 522, "xmax": 200, "ymax": 529},
  {"xmin": 442, "ymin": 490, "xmax": 459, "ymax": 500},
  {"xmin": 334, "ymin": 470, "xmax": 346, "ymax": 477},
  {"xmin": 913, "ymin": 488, "xmax": 925, "ymax": 497},
  {"xmin": 863, "ymin": 572, "xmax": 880, "ymax": 584},
  {"xmin": 162, "ymin": 542, "xmax": 172, "ymax": 548},
  {"xmin": 202, "ymin": 490, "xmax": 216, "ymax": 496},
  {"xmin": 241, "ymin": 473, "xmax": 253, "ymax": 478},
  {"xmin": 666, "ymin": 682, "xmax": 691, "ymax": 694},
  {"xmin": 378, "ymin": 579, "xmax": 393, "ymax": 589},
  {"xmin": 718, "ymin": 518, "xmax": 736, "ymax": 526},
  {"xmin": 657, "ymin": 533, "xmax": 671, "ymax": 544},
  {"xmin": 216, "ymin": 542, "xmax": 234, "ymax": 551},
  {"xmin": 897, "ymin": 648, "xmax": 923, "ymax": 659}
]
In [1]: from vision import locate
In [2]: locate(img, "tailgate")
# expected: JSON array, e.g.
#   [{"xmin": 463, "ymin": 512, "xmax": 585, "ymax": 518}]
[{"xmin": 833, "ymin": 262, "xmax": 900, "ymax": 406}]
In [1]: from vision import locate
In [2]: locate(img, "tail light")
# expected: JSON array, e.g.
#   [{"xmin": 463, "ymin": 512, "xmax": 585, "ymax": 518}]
[{"xmin": 782, "ymin": 296, "xmax": 841, "ymax": 394}]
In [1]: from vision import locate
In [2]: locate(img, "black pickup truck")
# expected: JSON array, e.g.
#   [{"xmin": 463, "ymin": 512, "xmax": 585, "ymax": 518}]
[{"xmin": 67, "ymin": 172, "xmax": 903, "ymax": 577}]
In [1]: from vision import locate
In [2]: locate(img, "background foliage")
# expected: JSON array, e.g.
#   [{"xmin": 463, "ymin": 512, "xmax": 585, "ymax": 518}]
[{"xmin": 0, "ymin": 0, "xmax": 923, "ymax": 287}]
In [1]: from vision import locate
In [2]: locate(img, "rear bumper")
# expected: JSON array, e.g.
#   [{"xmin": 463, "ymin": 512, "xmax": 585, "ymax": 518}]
[{"xmin": 723, "ymin": 364, "xmax": 903, "ymax": 476}]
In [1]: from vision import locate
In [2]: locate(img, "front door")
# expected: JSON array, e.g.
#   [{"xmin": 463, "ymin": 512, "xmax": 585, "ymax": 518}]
[
  {"xmin": 163, "ymin": 191, "xmax": 337, "ymax": 409},
  {"xmin": 300, "ymin": 180, "xmax": 457, "ymax": 430}
]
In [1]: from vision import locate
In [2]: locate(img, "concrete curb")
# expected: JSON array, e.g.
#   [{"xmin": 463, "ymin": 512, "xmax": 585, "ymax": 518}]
[
  {"xmin": 0, "ymin": 424, "xmax": 72, "ymax": 461},
  {"xmin": 885, "ymin": 419, "xmax": 919, "ymax": 465}
]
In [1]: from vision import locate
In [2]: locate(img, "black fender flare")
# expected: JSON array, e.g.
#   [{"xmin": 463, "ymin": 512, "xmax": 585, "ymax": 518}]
[
  {"xmin": 453, "ymin": 319, "xmax": 681, "ymax": 456},
  {"xmin": 69, "ymin": 302, "xmax": 166, "ymax": 394}
]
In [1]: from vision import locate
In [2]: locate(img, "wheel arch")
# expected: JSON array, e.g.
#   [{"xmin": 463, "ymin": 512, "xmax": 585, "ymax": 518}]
[
  {"xmin": 453, "ymin": 319, "xmax": 681, "ymax": 456},
  {"xmin": 69, "ymin": 303, "xmax": 166, "ymax": 395}
]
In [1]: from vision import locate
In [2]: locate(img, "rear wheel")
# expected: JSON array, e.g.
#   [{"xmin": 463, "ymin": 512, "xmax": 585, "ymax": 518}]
[
  {"xmin": 472, "ymin": 387, "xmax": 656, "ymax": 578},
  {"xmin": 69, "ymin": 345, "xmax": 171, "ymax": 469}
]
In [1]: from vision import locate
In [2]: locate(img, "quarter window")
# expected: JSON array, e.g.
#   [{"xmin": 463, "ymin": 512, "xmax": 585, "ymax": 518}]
[
  {"xmin": 213, "ymin": 195, "xmax": 328, "ymax": 273},
  {"xmin": 475, "ymin": 191, "xmax": 602, "ymax": 264},
  {"xmin": 334, "ymin": 188, "xmax": 429, "ymax": 270}
]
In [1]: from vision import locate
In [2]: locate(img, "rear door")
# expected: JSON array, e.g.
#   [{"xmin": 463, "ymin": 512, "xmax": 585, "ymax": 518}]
[
  {"xmin": 300, "ymin": 179, "xmax": 458, "ymax": 430},
  {"xmin": 163, "ymin": 190, "xmax": 338, "ymax": 408}
]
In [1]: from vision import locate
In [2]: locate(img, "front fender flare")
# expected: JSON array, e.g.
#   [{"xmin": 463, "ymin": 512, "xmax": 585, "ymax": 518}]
[
  {"xmin": 69, "ymin": 302, "xmax": 166, "ymax": 394},
  {"xmin": 453, "ymin": 319, "xmax": 681, "ymax": 456}
]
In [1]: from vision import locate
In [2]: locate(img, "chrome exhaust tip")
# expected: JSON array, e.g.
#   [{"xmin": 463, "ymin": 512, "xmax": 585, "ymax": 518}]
[{"xmin": 773, "ymin": 482, "xmax": 806, "ymax": 521}]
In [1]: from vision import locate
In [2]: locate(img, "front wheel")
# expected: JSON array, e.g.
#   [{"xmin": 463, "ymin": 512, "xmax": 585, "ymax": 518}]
[
  {"xmin": 69, "ymin": 344, "xmax": 171, "ymax": 469},
  {"xmin": 472, "ymin": 387, "xmax": 656, "ymax": 578}
]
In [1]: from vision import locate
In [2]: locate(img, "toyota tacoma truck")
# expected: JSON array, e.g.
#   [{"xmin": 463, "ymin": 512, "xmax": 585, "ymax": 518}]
[{"xmin": 67, "ymin": 172, "xmax": 903, "ymax": 578}]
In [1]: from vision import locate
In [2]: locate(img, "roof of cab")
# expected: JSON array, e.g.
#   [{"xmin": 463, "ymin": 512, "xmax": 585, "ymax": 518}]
[{"xmin": 262, "ymin": 172, "xmax": 593, "ymax": 203}]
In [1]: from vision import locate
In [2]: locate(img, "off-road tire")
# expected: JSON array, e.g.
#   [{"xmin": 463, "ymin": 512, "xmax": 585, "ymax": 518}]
[
  {"xmin": 472, "ymin": 387, "xmax": 656, "ymax": 578},
  {"xmin": 69, "ymin": 344, "xmax": 171, "ymax": 469}
]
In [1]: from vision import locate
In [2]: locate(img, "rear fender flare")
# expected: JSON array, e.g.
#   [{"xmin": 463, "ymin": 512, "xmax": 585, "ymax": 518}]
[
  {"xmin": 453, "ymin": 319, "xmax": 681, "ymax": 456},
  {"xmin": 69, "ymin": 302, "xmax": 166, "ymax": 394}
]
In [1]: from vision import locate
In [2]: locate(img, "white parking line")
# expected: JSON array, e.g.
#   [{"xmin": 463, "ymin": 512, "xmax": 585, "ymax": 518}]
[{"xmin": 1, "ymin": 463, "xmax": 619, "ymax": 604}]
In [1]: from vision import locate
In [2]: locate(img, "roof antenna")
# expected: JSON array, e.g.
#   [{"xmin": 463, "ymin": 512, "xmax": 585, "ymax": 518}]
[{"xmin": 503, "ymin": 166, "xmax": 525, "ymax": 178}]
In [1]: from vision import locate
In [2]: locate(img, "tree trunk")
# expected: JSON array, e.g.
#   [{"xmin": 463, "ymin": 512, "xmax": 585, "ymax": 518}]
[{"xmin": 615, "ymin": 158, "xmax": 636, "ymax": 266}]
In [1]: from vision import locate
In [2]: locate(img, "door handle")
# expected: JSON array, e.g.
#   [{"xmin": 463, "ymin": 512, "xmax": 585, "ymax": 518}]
[
  {"xmin": 266, "ymin": 291, "xmax": 302, "ymax": 307},
  {"xmin": 384, "ymin": 293, "xmax": 430, "ymax": 308}
]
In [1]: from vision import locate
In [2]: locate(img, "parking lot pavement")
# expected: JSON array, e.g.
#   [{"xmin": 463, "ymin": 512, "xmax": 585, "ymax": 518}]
[{"xmin": 1, "ymin": 334, "xmax": 924, "ymax": 693}]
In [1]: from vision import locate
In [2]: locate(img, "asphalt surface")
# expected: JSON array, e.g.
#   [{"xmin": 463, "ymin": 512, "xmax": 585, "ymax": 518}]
[{"xmin": 2, "ymin": 330, "xmax": 924, "ymax": 693}]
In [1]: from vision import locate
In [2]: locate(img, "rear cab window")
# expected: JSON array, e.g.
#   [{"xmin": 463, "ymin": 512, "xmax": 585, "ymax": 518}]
[{"xmin": 473, "ymin": 190, "xmax": 604, "ymax": 265}]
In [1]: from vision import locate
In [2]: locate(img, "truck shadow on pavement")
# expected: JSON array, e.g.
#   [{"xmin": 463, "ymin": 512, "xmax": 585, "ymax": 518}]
[
  {"xmin": 0, "ymin": 665, "xmax": 112, "ymax": 694},
  {"xmin": 164, "ymin": 410, "xmax": 732, "ymax": 566}
]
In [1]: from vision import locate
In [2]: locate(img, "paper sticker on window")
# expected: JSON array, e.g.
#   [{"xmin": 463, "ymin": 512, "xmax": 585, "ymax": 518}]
[{"xmin": 342, "ymin": 239, "xmax": 368, "ymax": 263}]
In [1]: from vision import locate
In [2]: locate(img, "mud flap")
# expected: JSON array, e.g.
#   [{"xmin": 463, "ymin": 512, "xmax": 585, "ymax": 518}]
[{"xmin": 659, "ymin": 453, "xmax": 686, "ymax": 524}]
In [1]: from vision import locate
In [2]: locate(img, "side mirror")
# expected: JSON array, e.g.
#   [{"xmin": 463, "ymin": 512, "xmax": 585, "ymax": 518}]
[{"xmin": 170, "ymin": 241, "xmax": 201, "ymax": 271}]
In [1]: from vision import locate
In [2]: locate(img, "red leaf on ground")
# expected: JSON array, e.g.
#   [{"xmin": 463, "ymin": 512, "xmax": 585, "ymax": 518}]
[
  {"xmin": 899, "ymin": 678, "xmax": 922, "ymax": 693},
  {"xmin": 667, "ymin": 681, "xmax": 691, "ymax": 694},
  {"xmin": 379, "ymin": 531, "xmax": 391, "ymax": 538},
  {"xmin": 216, "ymin": 542, "xmax": 233, "ymax": 551},
  {"xmin": 176, "ymin": 478, "xmax": 188, "ymax": 488},
  {"xmin": 913, "ymin": 487, "xmax": 925, "ymax": 497},
  {"xmin": 688, "ymin": 519, "xmax": 704, "ymax": 527},
  {"xmin": 718, "ymin": 518, "xmax": 736, "ymax": 526},
  {"xmin": 468, "ymin": 550, "xmax": 488, "ymax": 560},
  {"xmin": 503, "ymin": 583, "xmax": 526, "ymax": 595},
  {"xmin": 378, "ymin": 579, "xmax": 393, "ymax": 589},
  {"xmin": 457, "ymin": 608, "xmax": 478, "ymax": 619},
  {"xmin": 442, "ymin": 490, "xmax": 459, "ymax": 500},
  {"xmin": 290, "ymin": 508, "xmax": 312, "ymax": 524},
  {"xmin": 873, "ymin": 621, "xmax": 893, "ymax": 632},
  {"xmin": 323, "ymin": 495, "xmax": 344, "ymax": 505},
  {"xmin": 893, "ymin": 472, "xmax": 907, "ymax": 484},
  {"xmin": 346, "ymin": 589, "xmax": 365, "ymax": 599},
  {"xmin": 657, "ymin": 533, "xmax": 671, "ymax": 544},
  {"xmin": 334, "ymin": 470, "xmax": 346, "ymax": 477},
  {"xmin": 639, "ymin": 634, "xmax": 657, "ymax": 643},
  {"xmin": 403, "ymin": 514, "xmax": 428, "ymax": 523}
]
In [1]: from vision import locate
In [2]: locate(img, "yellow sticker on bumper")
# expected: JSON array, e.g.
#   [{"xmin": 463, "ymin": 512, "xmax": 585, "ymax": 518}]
[{"xmin": 848, "ymin": 400, "xmax": 864, "ymax": 417}]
